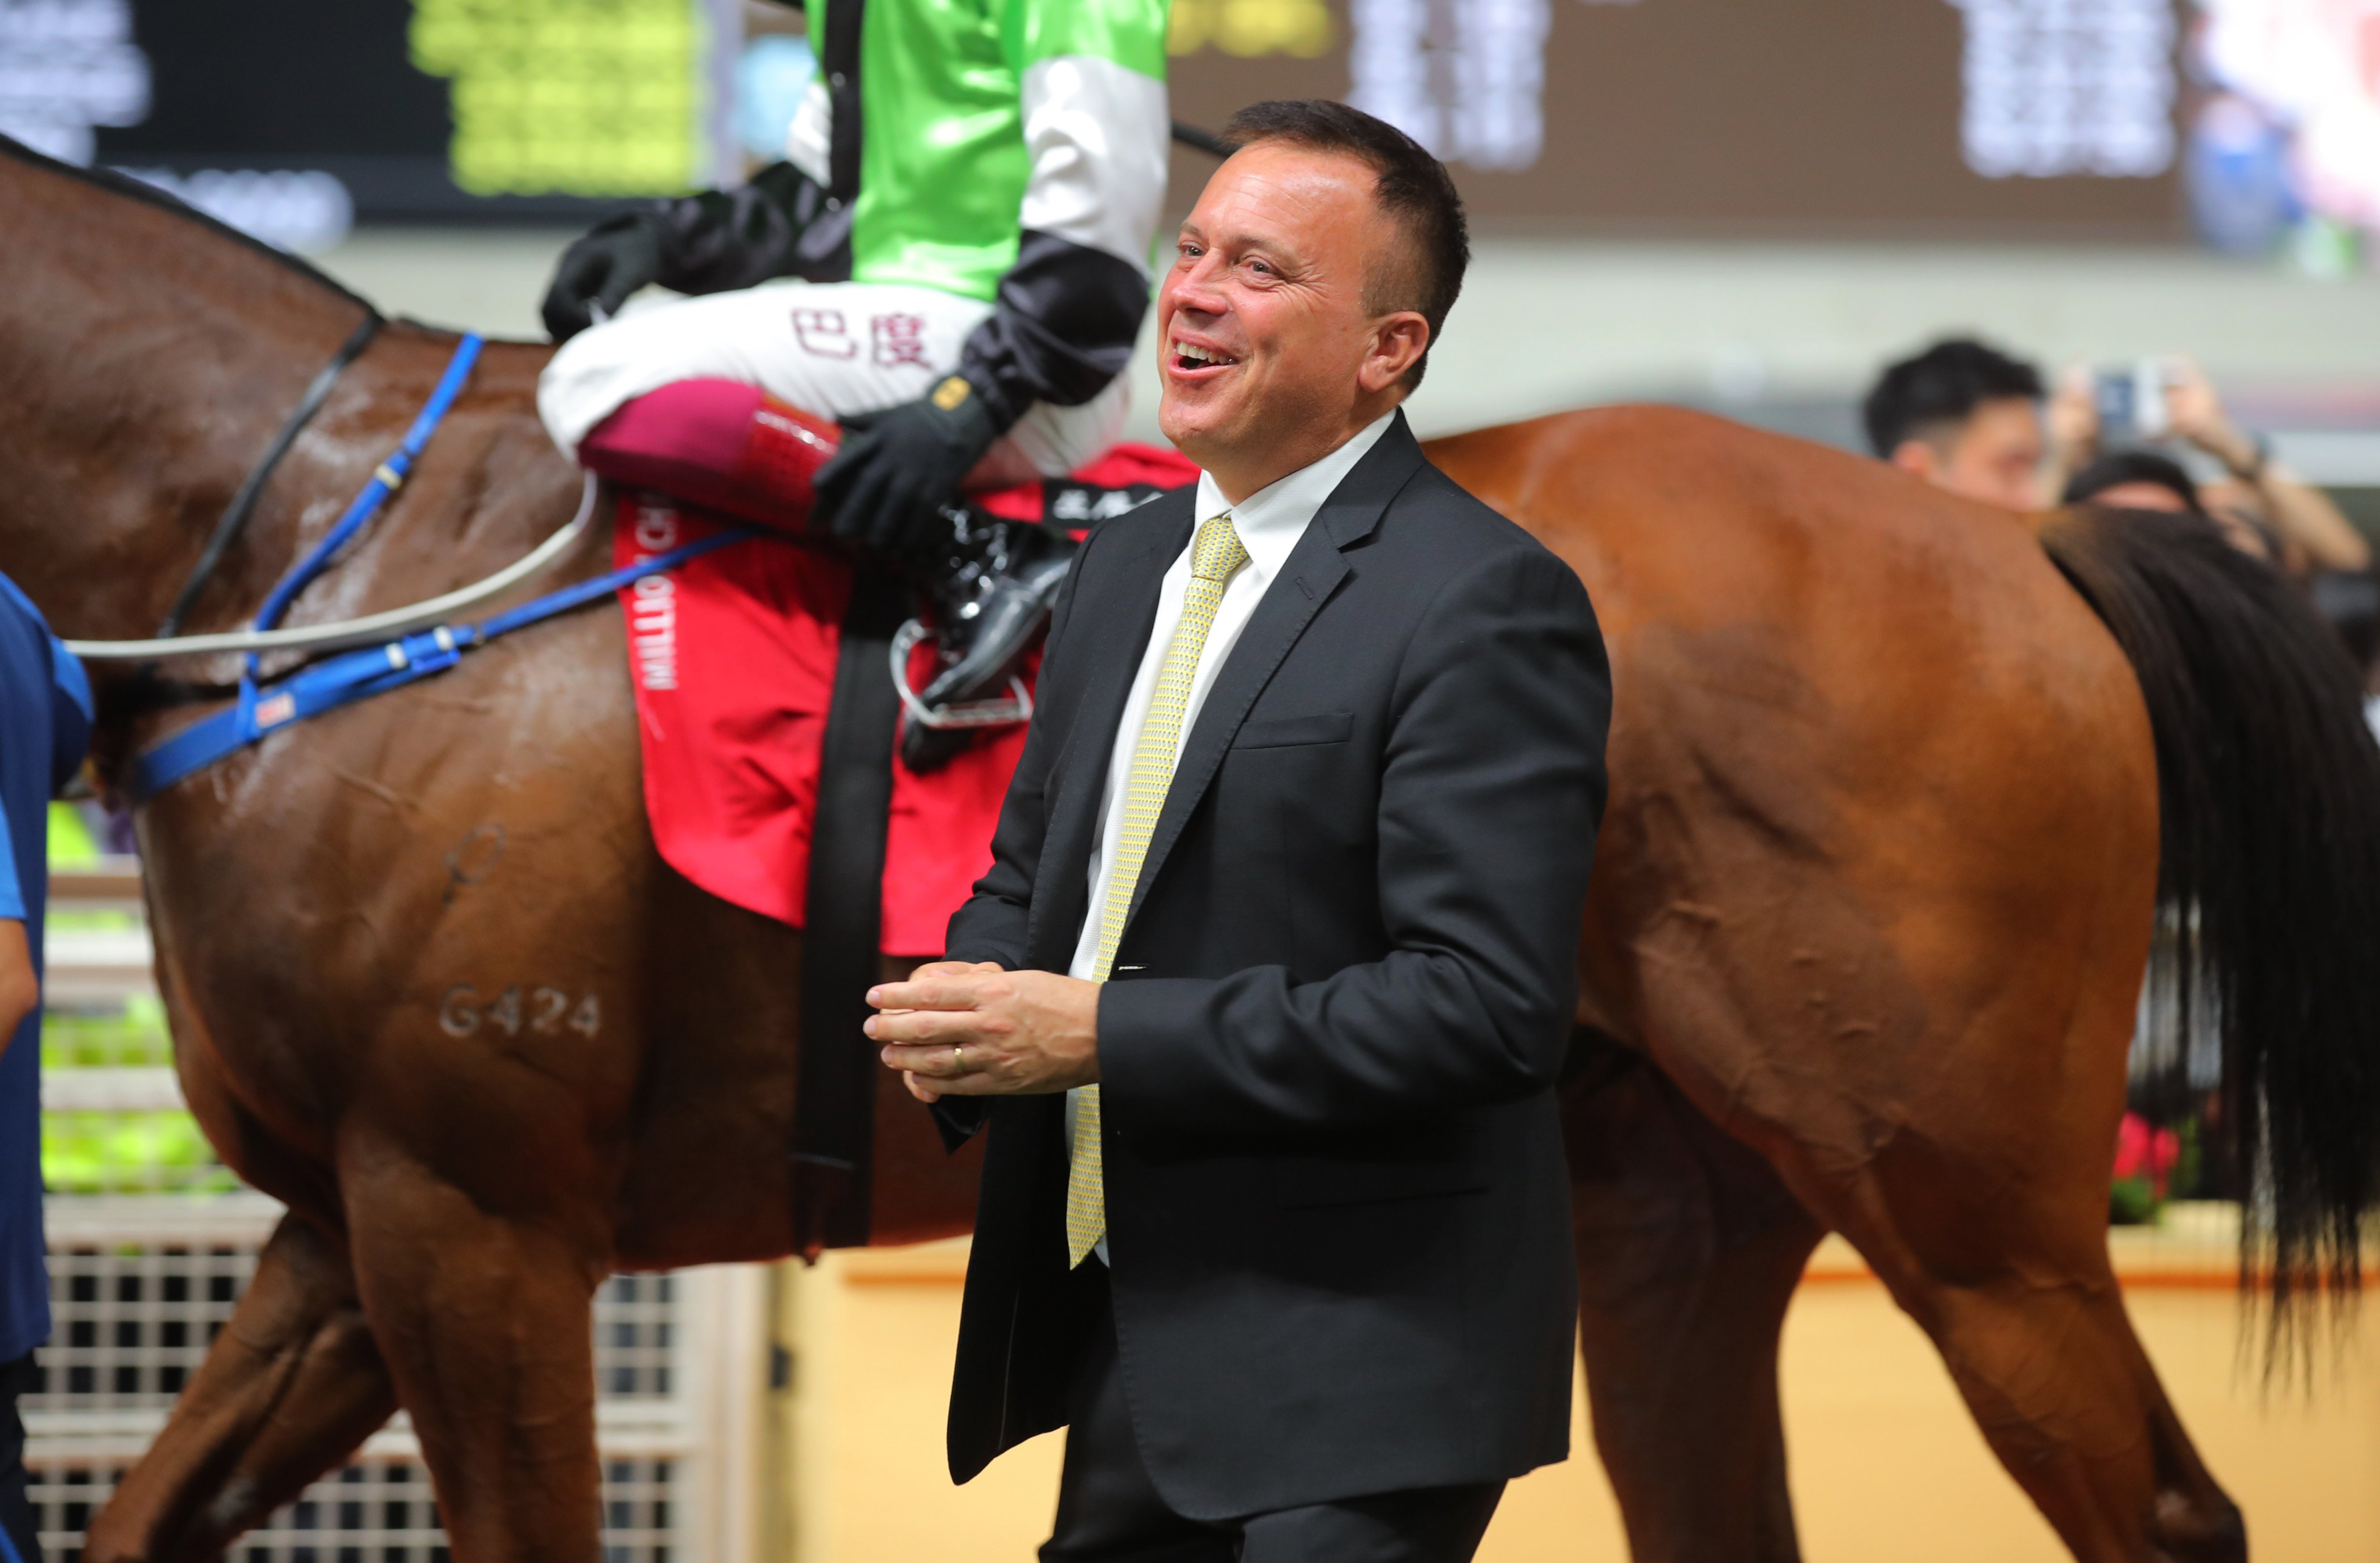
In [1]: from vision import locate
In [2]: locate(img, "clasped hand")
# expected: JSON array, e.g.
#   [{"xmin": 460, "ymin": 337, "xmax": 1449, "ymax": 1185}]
[{"xmin": 869, "ymin": 962, "xmax": 1101, "ymax": 1103}]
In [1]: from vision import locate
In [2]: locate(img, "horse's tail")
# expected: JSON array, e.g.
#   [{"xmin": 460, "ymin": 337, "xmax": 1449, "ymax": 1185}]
[{"xmin": 2039, "ymin": 505, "xmax": 2380, "ymax": 1333}]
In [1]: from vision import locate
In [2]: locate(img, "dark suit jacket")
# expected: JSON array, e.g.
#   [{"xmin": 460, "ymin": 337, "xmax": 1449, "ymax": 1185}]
[{"xmin": 939, "ymin": 411, "xmax": 1611, "ymax": 1519}]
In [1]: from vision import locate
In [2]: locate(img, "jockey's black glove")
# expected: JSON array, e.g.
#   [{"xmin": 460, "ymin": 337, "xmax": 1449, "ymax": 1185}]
[
  {"xmin": 541, "ymin": 213, "xmax": 665, "ymax": 343},
  {"xmin": 814, "ymin": 377, "xmax": 1007, "ymax": 554}
]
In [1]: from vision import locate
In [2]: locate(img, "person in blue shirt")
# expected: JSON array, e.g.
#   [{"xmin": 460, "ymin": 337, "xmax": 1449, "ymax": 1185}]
[{"xmin": 0, "ymin": 574, "xmax": 93, "ymax": 1563}]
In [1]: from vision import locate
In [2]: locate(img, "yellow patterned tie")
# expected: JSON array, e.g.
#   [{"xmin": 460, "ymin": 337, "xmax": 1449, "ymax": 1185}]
[{"xmin": 1066, "ymin": 512, "xmax": 1250, "ymax": 1266}]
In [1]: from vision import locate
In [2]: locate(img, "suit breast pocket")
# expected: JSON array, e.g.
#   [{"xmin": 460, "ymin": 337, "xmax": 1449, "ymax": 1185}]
[{"xmin": 1233, "ymin": 710, "xmax": 1354, "ymax": 750}]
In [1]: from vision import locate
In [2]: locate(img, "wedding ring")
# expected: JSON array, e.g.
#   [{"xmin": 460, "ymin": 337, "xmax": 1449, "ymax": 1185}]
[{"xmin": 951, "ymin": 1044, "xmax": 965, "ymax": 1072}]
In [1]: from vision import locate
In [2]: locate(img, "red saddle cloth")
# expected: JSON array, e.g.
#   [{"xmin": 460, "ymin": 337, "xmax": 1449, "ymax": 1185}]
[{"xmin": 613, "ymin": 444, "xmax": 1198, "ymax": 955}]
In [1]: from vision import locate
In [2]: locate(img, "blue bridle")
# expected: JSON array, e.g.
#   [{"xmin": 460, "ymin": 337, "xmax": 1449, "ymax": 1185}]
[{"xmin": 130, "ymin": 332, "xmax": 758, "ymax": 801}]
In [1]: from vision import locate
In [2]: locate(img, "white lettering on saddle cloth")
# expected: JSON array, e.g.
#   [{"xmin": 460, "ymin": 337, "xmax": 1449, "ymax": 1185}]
[
  {"xmin": 1050, "ymin": 486, "xmax": 1147, "ymax": 524},
  {"xmin": 628, "ymin": 501, "xmax": 681, "ymax": 692}
]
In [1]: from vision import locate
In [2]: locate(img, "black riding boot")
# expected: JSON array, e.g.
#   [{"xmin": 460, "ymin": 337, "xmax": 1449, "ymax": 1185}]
[{"xmin": 900, "ymin": 508, "xmax": 1076, "ymax": 773}]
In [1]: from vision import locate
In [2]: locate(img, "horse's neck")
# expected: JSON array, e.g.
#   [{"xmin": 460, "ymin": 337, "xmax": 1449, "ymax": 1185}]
[{"xmin": 0, "ymin": 154, "xmax": 373, "ymax": 646}]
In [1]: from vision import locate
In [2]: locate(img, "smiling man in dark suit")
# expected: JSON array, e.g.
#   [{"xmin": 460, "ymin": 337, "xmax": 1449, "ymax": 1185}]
[{"xmin": 865, "ymin": 99, "xmax": 1612, "ymax": 1562}]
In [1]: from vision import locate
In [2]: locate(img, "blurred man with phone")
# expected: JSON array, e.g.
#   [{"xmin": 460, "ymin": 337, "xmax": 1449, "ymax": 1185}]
[
  {"xmin": 2050, "ymin": 356, "xmax": 2368, "ymax": 572},
  {"xmin": 1866, "ymin": 338, "xmax": 2371, "ymax": 576}
]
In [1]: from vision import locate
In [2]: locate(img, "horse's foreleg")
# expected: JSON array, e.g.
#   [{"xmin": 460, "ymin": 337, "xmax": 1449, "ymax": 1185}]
[
  {"xmin": 83, "ymin": 1214, "xmax": 398, "ymax": 1563},
  {"xmin": 1565, "ymin": 1045, "xmax": 1821, "ymax": 1563},
  {"xmin": 342, "ymin": 1138, "xmax": 605, "ymax": 1563}
]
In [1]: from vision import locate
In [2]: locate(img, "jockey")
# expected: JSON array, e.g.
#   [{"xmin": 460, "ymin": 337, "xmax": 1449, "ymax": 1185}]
[{"xmin": 536, "ymin": 0, "xmax": 1171, "ymax": 714}]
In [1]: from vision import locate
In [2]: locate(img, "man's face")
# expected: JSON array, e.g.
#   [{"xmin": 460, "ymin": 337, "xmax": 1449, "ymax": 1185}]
[
  {"xmin": 1892, "ymin": 396, "xmax": 2045, "ymax": 510},
  {"xmin": 1155, "ymin": 142, "xmax": 1406, "ymax": 479}
]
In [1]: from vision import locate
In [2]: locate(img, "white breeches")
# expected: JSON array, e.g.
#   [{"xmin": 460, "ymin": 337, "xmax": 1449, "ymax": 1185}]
[{"xmin": 536, "ymin": 279, "xmax": 1132, "ymax": 486}]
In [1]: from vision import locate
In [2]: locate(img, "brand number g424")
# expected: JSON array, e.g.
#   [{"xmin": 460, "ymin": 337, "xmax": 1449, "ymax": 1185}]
[{"xmin": 439, "ymin": 984, "xmax": 601, "ymax": 1039}]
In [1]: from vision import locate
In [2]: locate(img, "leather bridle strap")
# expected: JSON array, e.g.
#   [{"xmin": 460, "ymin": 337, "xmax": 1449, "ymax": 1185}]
[{"xmin": 156, "ymin": 309, "xmax": 385, "ymax": 638}]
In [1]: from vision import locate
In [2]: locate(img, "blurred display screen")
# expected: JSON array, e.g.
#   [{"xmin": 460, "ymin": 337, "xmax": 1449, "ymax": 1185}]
[
  {"xmin": 12, "ymin": 0, "xmax": 2358, "ymax": 249},
  {"xmin": 1164, "ymin": 0, "xmax": 2191, "ymax": 238},
  {"xmin": 0, "ymin": 0, "xmax": 722, "ymax": 248}
]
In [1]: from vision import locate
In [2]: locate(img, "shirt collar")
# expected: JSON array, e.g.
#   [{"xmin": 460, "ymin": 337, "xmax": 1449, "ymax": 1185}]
[{"xmin": 1189, "ymin": 410, "xmax": 1398, "ymax": 578}]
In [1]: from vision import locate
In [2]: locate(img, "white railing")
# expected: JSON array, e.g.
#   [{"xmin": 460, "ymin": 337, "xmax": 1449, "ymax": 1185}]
[{"xmin": 45, "ymin": 858, "xmax": 151, "ymax": 1008}]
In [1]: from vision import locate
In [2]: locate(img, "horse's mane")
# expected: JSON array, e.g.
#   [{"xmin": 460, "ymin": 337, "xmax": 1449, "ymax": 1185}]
[{"xmin": 0, "ymin": 132, "xmax": 378, "ymax": 317}]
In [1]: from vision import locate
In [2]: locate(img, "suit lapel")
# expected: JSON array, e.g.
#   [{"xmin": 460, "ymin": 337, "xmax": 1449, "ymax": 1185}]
[
  {"xmin": 1119, "ymin": 415, "xmax": 1428, "ymax": 934},
  {"xmin": 1027, "ymin": 492, "xmax": 1194, "ymax": 967}
]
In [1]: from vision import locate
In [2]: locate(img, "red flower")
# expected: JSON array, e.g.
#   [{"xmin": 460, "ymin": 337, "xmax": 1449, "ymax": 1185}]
[{"xmin": 2113, "ymin": 1113, "xmax": 2182, "ymax": 1196}]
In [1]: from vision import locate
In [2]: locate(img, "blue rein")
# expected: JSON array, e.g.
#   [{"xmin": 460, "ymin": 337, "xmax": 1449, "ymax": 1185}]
[
  {"xmin": 131, "ymin": 332, "xmax": 760, "ymax": 801},
  {"xmin": 239, "ymin": 334, "xmax": 488, "ymax": 678}
]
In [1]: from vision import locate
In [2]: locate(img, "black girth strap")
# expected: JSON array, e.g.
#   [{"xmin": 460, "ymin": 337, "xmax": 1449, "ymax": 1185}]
[
  {"xmin": 158, "ymin": 309, "xmax": 384, "ymax": 637},
  {"xmin": 790, "ymin": 563, "xmax": 908, "ymax": 1256}
]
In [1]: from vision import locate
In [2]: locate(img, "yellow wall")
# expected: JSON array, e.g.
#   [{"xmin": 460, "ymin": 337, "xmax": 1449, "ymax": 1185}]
[{"xmin": 768, "ymin": 1222, "xmax": 2380, "ymax": 1562}]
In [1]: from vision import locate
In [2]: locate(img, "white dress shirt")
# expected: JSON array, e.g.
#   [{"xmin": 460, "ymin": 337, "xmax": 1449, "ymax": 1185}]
[{"xmin": 1062, "ymin": 410, "xmax": 1395, "ymax": 1261}]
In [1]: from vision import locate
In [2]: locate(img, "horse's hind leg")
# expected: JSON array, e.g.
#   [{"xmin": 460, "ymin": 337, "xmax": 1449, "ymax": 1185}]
[
  {"xmin": 83, "ymin": 1214, "xmax": 399, "ymax": 1562},
  {"xmin": 1822, "ymin": 1134, "xmax": 2245, "ymax": 1562},
  {"xmin": 1565, "ymin": 1044, "xmax": 1822, "ymax": 1563},
  {"xmin": 342, "ymin": 1138, "xmax": 604, "ymax": 1563},
  {"xmin": 1630, "ymin": 888, "xmax": 2246, "ymax": 1561},
  {"xmin": 1604, "ymin": 739, "xmax": 2251, "ymax": 1563}
]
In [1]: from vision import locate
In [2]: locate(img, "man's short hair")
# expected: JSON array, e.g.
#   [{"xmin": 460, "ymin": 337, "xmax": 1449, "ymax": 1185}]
[
  {"xmin": 1222, "ymin": 99, "xmax": 1469, "ymax": 391},
  {"xmin": 1861, "ymin": 338, "xmax": 2046, "ymax": 457},
  {"xmin": 2063, "ymin": 449, "xmax": 2206, "ymax": 513}
]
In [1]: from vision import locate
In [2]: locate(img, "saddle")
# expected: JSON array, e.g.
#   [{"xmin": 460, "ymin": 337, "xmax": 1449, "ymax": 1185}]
[{"xmin": 610, "ymin": 440, "xmax": 1196, "ymax": 952}]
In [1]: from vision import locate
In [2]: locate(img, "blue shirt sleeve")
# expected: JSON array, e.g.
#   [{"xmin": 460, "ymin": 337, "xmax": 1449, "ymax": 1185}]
[
  {"xmin": 48, "ymin": 638, "xmax": 92, "ymax": 794},
  {"xmin": 0, "ymin": 799, "xmax": 20, "ymax": 923}
]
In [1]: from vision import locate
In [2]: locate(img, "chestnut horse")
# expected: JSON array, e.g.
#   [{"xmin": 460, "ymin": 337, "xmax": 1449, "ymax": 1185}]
[{"xmin": 4, "ymin": 139, "xmax": 2375, "ymax": 1563}]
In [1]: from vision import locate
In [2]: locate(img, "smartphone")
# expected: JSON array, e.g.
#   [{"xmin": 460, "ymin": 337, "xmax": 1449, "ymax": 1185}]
[{"xmin": 2094, "ymin": 359, "xmax": 2171, "ymax": 441}]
